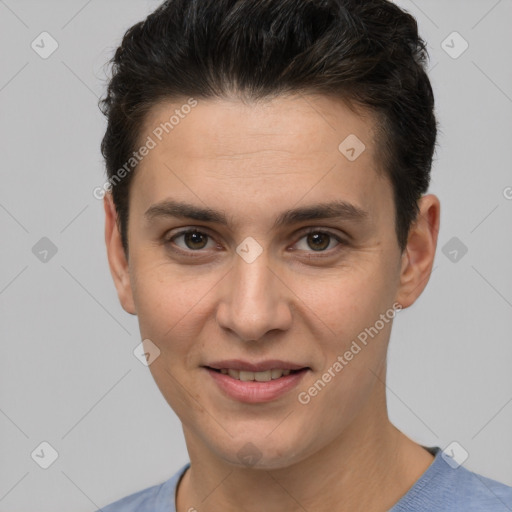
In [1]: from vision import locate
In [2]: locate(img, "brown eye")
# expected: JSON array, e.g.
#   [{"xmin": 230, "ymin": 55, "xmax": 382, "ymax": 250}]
[
  {"xmin": 168, "ymin": 229, "xmax": 214, "ymax": 251},
  {"xmin": 295, "ymin": 230, "xmax": 342, "ymax": 253},
  {"xmin": 306, "ymin": 232, "xmax": 331, "ymax": 251},
  {"xmin": 183, "ymin": 231, "xmax": 208, "ymax": 250}
]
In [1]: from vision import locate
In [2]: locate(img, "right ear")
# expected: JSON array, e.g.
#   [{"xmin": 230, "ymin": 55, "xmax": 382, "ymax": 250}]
[{"xmin": 103, "ymin": 192, "xmax": 137, "ymax": 315}]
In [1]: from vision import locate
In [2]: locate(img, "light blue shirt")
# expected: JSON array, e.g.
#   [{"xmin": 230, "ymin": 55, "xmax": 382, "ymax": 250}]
[{"xmin": 98, "ymin": 447, "xmax": 512, "ymax": 511}]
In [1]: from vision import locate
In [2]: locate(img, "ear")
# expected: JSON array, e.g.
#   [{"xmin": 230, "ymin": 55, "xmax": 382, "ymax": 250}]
[
  {"xmin": 395, "ymin": 194, "xmax": 440, "ymax": 309},
  {"xmin": 104, "ymin": 192, "xmax": 137, "ymax": 315}
]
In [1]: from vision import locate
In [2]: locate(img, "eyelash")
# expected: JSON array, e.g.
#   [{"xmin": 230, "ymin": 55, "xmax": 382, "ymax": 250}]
[{"xmin": 163, "ymin": 228, "xmax": 346, "ymax": 259}]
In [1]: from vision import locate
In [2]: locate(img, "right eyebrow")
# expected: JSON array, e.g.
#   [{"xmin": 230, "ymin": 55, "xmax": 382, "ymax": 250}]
[{"xmin": 144, "ymin": 200, "xmax": 229, "ymax": 224}]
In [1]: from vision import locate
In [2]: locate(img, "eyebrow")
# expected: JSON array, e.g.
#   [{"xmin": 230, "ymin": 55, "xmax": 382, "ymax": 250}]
[{"xmin": 144, "ymin": 199, "xmax": 369, "ymax": 229}]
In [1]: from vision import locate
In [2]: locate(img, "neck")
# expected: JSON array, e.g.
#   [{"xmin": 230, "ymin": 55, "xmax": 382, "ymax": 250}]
[{"xmin": 176, "ymin": 377, "xmax": 434, "ymax": 512}]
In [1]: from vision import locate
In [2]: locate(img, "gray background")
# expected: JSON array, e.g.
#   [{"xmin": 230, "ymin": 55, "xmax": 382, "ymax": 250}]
[{"xmin": 0, "ymin": 0, "xmax": 511, "ymax": 510}]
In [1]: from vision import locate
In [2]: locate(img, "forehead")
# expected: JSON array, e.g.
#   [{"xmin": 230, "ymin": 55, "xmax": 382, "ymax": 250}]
[
  {"xmin": 140, "ymin": 94, "xmax": 378, "ymax": 161},
  {"xmin": 131, "ymin": 94, "xmax": 392, "ymax": 229}
]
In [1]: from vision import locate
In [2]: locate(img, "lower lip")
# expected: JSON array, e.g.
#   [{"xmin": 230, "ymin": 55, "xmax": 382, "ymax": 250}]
[{"xmin": 205, "ymin": 368, "xmax": 308, "ymax": 403}]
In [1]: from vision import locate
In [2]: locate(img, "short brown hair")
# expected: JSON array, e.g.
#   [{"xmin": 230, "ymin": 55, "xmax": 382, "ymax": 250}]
[{"xmin": 99, "ymin": 0, "xmax": 437, "ymax": 256}]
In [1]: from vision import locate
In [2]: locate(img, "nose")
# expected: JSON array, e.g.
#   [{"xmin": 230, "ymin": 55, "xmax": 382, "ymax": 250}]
[{"xmin": 215, "ymin": 252, "xmax": 293, "ymax": 342}]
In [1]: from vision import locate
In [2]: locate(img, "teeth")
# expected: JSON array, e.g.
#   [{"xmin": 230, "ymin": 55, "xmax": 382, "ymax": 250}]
[
  {"xmin": 271, "ymin": 369, "xmax": 283, "ymax": 379},
  {"xmin": 254, "ymin": 370, "xmax": 272, "ymax": 382},
  {"xmin": 219, "ymin": 368, "xmax": 295, "ymax": 381},
  {"xmin": 239, "ymin": 371, "xmax": 254, "ymax": 382},
  {"xmin": 228, "ymin": 369, "xmax": 240, "ymax": 379}
]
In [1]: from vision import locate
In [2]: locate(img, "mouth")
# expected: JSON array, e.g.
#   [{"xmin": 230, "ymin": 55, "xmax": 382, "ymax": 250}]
[
  {"xmin": 206, "ymin": 367, "xmax": 305, "ymax": 381},
  {"xmin": 203, "ymin": 361, "xmax": 310, "ymax": 403}
]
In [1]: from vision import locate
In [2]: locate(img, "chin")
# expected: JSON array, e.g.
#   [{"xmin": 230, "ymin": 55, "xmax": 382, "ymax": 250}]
[{"xmin": 212, "ymin": 429, "xmax": 312, "ymax": 470}]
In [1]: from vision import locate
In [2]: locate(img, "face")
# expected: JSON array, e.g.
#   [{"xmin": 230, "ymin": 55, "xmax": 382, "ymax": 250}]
[{"xmin": 105, "ymin": 94, "xmax": 435, "ymax": 469}]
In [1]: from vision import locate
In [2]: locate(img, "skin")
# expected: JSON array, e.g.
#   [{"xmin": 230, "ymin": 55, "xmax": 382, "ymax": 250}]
[{"xmin": 104, "ymin": 93, "xmax": 440, "ymax": 512}]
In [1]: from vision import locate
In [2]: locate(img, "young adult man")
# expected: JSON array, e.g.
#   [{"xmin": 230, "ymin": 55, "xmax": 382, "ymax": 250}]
[{"xmin": 97, "ymin": 0, "xmax": 512, "ymax": 510}]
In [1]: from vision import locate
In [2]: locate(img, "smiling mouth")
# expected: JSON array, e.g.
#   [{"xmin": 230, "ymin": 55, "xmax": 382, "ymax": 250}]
[{"xmin": 206, "ymin": 367, "xmax": 306, "ymax": 382}]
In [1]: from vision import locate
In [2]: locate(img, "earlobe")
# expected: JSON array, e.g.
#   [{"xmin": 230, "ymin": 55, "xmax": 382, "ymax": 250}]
[
  {"xmin": 103, "ymin": 192, "xmax": 137, "ymax": 315},
  {"xmin": 395, "ymin": 194, "xmax": 441, "ymax": 309}
]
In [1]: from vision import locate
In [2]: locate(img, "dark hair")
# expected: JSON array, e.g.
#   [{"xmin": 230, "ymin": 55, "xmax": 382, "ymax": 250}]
[{"xmin": 99, "ymin": 0, "xmax": 437, "ymax": 256}]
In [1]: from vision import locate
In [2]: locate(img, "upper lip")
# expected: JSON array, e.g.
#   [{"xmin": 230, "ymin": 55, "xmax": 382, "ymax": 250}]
[{"xmin": 205, "ymin": 360, "xmax": 309, "ymax": 372}]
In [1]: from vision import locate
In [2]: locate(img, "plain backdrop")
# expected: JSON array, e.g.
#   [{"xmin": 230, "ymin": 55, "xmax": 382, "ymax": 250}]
[{"xmin": 0, "ymin": 0, "xmax": 511, "ymax": 510}]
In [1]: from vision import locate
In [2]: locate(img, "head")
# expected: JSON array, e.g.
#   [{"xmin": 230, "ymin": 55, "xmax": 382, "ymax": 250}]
[{"xmin": 101, "ymin": 0, "xmax": 440, "ymax": 469}]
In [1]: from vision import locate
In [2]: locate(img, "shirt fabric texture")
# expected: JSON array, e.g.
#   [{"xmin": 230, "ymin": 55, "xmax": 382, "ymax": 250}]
[{"xmin": 98, "ymin": 447, "xmax": 512, "ymax": 511}]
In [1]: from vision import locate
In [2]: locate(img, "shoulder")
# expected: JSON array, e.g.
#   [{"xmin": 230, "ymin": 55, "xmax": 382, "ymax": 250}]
[
  {"xmin": 97, "ymin": 464, "xmax": 190, "ymax": 512},
  {"xmin": 391, "ymin": 447, "xmax": 512, "ymax": 511},
  {"xmin": 441, "ymin": 464, "xmax": 512, "ymax": 511}
]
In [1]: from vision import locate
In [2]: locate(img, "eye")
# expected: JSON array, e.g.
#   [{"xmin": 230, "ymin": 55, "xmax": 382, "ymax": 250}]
[
  {"xmin": 167, "ymin": 229, "xmax": 216, "ymax": 251},
  {"xmin": 294, "ymin": 230, "xmax": 343, "ymax": 253},
  {"xmin": 164, "ymin": 228, "xmax": 346, "ymax": 257}
]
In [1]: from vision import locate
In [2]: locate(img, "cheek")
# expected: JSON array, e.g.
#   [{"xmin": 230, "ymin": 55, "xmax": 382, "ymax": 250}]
[
  {"xmin": 130, "ymin": 265, "xmax": 212, "ymax": 416},
  {"xmin": 131, "ymin": 258, "xmax": 215, "ymax": 334},
  {"xmin": 300, "ymin": 258, "xmax": 396, "ymax": 344},
  {"xmin": 294, "ymin": 269, "xmax": 395, "ymax": 423}
]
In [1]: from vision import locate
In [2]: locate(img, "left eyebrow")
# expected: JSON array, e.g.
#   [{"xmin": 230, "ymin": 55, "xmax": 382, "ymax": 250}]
[
  {"xmin": 144, "ymin": 199, "xmax": 369, "ymax": 228},
  {"xmin": 272, "ymin": 200, "xmax": 369, "ymax": 229}
]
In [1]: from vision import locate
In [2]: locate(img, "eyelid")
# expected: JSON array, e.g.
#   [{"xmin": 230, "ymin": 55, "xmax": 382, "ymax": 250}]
[
  {"xmin": 297, "ymin": 226, "xmax": 346, "ymax": 240},
  {"xmin": 165, "ymin": 227, "xmax": 214, "ymax": 240}
]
